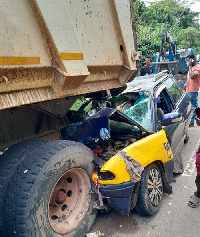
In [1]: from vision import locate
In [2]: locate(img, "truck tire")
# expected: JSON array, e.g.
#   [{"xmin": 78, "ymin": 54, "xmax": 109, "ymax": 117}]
[
  {"xmin": 0, "ymin": 139, "xmax": 49, "ymax": 236},
  {"xmin": 135, "ymin": 163, "xmax": 163, "ymax": 216},
  {"xmin": 3, "ymin": 140, "xmax": 97, "ymax": 237}
]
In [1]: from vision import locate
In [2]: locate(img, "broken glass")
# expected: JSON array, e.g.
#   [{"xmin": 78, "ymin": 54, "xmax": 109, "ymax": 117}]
[{"xmin": 121, "ymin": 92, "xmax": 152, "ymax": 131}]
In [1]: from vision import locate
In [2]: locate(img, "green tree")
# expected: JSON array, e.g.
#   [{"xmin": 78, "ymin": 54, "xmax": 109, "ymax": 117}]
[
  {"xmin": 133, "ymin": 0, "xmax": 200, "ymax": 65},
  {"xmin": 132, "ymin": 0, "xmax": 147, "ymax": 24},
  {"xmin": 177, "ymin": 27, "xmax": 200, "ymax": 53},
  {"xmin": 145, "ymin": 1, "xmax": 199, "ymax": 28}
]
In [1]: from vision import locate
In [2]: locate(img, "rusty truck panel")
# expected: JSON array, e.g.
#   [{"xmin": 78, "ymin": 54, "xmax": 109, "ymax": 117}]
[{"xmin": 0, "ymin": 0, "xmax": 139, "ymax": 110}]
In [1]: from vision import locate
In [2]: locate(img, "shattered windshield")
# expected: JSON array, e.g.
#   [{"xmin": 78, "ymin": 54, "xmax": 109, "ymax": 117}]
[{"xmin": 121, "ymin": 92, "xmax": 152, "ymax": 131}]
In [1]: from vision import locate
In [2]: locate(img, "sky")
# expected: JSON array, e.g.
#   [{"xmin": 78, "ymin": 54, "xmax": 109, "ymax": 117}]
[{"xmin": 191, "ymin": 2, "xmax": 200, "ymax": 13}]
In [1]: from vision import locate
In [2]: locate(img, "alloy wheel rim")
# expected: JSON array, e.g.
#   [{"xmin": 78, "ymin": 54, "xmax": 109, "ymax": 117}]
[{"xmin": 147, "ymin": 168, "xmax": 163, "ymax": 207}]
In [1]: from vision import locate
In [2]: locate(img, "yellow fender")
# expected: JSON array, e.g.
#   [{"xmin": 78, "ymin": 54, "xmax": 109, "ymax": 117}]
[{"xmin": 99, "ymin": 129, "xmax": 173, "ymax": 185}]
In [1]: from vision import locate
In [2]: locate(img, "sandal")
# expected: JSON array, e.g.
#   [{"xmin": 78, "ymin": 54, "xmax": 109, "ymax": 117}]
[
  {"xmin": 195, "ymin": 118, "xmax": 200, "ymax": 126},
  {"xmin": 188, "ymin": 194, "xmax": 200, "ymax": 208}
]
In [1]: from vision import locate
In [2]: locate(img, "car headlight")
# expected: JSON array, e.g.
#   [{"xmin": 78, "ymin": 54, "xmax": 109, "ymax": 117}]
[{"xmin": 98, "ymin": 171, "xmax": 115, "ymax": 181}]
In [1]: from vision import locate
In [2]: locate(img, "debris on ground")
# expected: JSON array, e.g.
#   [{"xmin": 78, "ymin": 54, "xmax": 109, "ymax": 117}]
[{"xmin": 86, "ymin": 231, "xmax": 104, "ymax": 237}]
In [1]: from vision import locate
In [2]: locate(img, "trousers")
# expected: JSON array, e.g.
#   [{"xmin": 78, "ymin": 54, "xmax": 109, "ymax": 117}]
[
  {"xmin": 195, "ymin": 175, "xmax": 200, "ymax": 198},
  {"xmin": 187, "ymin": 92, "xmax": 198, "ymax": 125}
]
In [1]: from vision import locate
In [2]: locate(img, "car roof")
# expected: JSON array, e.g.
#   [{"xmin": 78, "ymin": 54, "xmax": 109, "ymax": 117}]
[{"xmin": 125, "ymin": 71, "xmax": 170, "ymax": 94}]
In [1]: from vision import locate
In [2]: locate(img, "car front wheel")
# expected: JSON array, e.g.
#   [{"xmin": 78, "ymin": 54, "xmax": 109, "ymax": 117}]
[{"xmin": 135, "ymin": 163, "xmax": 163, "ymax": 216}]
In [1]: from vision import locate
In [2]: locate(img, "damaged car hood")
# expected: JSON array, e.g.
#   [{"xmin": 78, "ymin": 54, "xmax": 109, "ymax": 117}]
[{"xmin": 64, "ymin": 107, "xmax": 149, "ymax": 145}]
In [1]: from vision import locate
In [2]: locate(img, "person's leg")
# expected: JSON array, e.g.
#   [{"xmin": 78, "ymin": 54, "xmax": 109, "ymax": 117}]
[
  {"xmin": 188, "ymin": 154, "xmax": 200, "ymax": 207},
  {"xmin": 187, "ymin": 92, "xmax": 198, "ymax": 125},
  {"xmin": 188, "ymin": 175, "xmax": 200, "ymax": 207},
  {"xmin": 194, "ymin": 175, "xmax": 200, "ymax": 198}
]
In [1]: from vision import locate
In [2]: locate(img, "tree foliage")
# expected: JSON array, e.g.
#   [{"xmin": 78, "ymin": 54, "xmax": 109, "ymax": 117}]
[{"xmin": 133, "ymin": 0, "xmax": 200, "ymax": 64}]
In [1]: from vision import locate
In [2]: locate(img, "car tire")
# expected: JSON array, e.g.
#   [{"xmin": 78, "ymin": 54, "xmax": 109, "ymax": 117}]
[
  {"xmin": 135, "ymin": 163, "xmax": 163, "ymax": 216},
  {"xmin": 0, "ymin": 139, "xmax": 49, "ymax": 236},
  {"xmin": 3, "ymin": 140, "xmax": 97, "ymax": 237}
]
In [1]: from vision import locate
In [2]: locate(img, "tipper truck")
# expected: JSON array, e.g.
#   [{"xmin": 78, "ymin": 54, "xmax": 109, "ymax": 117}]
[
  {"xmin": 0, "ymin": 1, "xmax": 190, "ymax": 237},
  {"xmin": 0, "ymin": 0, "xmax": 141, "ymax": 236}
]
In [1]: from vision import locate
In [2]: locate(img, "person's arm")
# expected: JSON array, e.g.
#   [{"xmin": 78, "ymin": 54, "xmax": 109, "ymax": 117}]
[
  {"xmin": 183, "ymin": 83, "xmax": 186, "ymax": 91},
  {"xmin": 188, "ymin": 60, "xmax": 198, "ymax": 79}
]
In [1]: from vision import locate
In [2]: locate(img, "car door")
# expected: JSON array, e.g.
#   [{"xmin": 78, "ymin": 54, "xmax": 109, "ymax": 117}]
[
  {"xmin": 162, "ymin": 76, "xmax": 191, "ymax": 157},
  {"xmin": 154, "ymin": 77, "xmax": 189, "ymax": 163},
  {"xmin": 155, "ymin": 85, "xmax": 176, "ymax": 144}
]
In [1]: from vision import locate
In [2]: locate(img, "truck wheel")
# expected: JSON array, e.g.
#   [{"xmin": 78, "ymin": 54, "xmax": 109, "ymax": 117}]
[
  {"xmin": 0, "ymin": 139, "xmax": 49, "ymax": 236},
  {"xmin": 4, "ymin": 140, "xmax": 97, "ymax": 237},
  {"xmin": 135, "ymin": 163, "xmax": 163, "ymax": 216}
]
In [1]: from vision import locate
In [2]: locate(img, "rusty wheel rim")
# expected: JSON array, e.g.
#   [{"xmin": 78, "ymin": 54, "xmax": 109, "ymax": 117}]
[{"xmin": 48, "ymin": 168, "xmax": 91, "ymax": 234}]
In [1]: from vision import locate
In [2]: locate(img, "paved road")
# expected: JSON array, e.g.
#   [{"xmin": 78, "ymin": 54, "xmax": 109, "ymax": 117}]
[{"xmin": 90, "ymin": 126, "xmax": 200, "ymax": 237}]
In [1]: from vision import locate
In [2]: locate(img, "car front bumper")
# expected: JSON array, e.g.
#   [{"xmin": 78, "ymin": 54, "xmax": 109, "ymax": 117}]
[{"xmin": 99, "ymin": 181, "xmax": 135, "ymax": 215}]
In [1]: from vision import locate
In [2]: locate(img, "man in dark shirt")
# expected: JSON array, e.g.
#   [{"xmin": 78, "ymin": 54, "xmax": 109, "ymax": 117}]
[{"xmin": 140, "ymin": 56, "xmax": 154, "ymax": 76}]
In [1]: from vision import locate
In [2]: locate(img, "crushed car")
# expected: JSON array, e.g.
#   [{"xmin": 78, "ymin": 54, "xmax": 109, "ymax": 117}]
[{"xmin": 61, "ymin": 71, "xmax": 192, "ymax": 216}]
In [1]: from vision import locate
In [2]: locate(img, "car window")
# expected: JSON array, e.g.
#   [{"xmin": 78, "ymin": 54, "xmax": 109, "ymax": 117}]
[
  {"xmin": 156, "ymin": 88, "xmax": 174, "ymax": 130},
  {"xmin": 121, "ymin": 92, "xmax": 152, "ymax": 131},
  {"xmin": 163, "ymin": 77, "xmax": 183, "ymax": 104},
  {"xmin": 157, "ymin": 88, "xmax": 173, "ymax": 114}
]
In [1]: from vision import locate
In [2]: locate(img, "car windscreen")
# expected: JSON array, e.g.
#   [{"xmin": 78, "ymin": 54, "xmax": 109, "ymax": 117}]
[{"xmin": 121, "ymin": 92, "xmax": 153, "ymax": 132}]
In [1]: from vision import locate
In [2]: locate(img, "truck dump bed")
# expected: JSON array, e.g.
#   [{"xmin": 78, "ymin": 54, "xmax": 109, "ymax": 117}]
[{"xmin": 0, "ymin": 0, "xmax": 139, "ymax": 110}]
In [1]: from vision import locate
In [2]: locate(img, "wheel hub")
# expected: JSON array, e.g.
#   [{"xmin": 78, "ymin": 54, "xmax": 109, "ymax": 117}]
[
  {"xmin": 55, "ymin": 189, "xmax": 67, "ymax": 204},
  {"xmin": 48, "ymin": 168, "xmax": 91, "ymax": 234},
  {"xmin": 153, "ymin": 182, "xmax": 157, "ymax": 190}
]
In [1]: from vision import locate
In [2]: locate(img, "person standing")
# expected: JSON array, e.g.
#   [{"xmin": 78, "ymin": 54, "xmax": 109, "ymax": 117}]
[
  {"xmin": 188, "ymin": 146, "xmax": 200, "ymax": 207},
  {"xmin": 185, "ymin": 53, "xmax": 200, "ymax": 127},
  {"xmin": 140, "ymin": 56, "xmax": 154, "ymax": 76}
]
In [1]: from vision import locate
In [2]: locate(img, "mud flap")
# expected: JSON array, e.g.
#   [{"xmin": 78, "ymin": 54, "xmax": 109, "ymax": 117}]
[
  {"xmin": 173, "ymin": 152, "xmax": 183, "ymax": 174},
  {"xmin": 162, "ymin": 174, "xmax": 172, "ymax": 195}
]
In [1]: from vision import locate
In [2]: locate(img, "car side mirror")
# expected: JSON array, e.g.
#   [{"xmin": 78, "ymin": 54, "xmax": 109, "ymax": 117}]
[{"xmin": 161, "ymin": 112, "xmax": 182, "ymax": 126}]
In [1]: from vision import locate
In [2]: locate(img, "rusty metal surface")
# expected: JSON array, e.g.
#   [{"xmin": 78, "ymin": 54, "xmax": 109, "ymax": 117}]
[
  {"xmin": 0, "ymin": 78, "xmax": 122, "ymax": 110},
  {"xmin": 0, "ymin": 67, "xmax": 54, "ymax": 93},
  {"xmin": 0, "ymin": 87, "xmax": 56, "ymax": 110}
]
